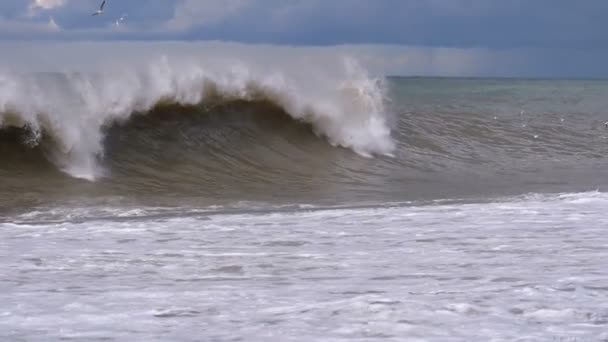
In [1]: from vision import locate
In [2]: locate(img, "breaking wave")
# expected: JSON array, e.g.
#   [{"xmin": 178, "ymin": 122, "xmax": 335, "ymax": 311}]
[
  {"xmin": 0, "ymin": 54, "xmax": 395, "ymax": 180},
  {"xmin": 3, "ymin": 42, "xmax": 608, "ymax": 211}
]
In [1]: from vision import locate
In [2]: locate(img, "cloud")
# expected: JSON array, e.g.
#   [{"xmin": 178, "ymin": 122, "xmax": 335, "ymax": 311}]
[
  {"xmin": 30, "ymin": 0, "xmax": 67, "ymax": 10},
  {"xmin": 0, "ymin": 0, "xmax": 605, "ymax": 50},
  {"xmin": 0, "ymin": 0, "xmax": 606, "ymax": 78},
  {"xmin": 166, "ymin": 0, "xmax": 251, "ymax": 31},
  {"xmin": 28, "ymin": 0, "xmax": 67, "ymax": 16},
  {"xmin": 149, "ymin": 0, "xmax": 607, "ymax": 50}
]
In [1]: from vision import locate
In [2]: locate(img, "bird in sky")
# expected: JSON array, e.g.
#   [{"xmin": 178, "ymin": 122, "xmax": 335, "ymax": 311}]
[{"xmin": 92, "ymin": 0, "xmax": 106, "ymax": 16}]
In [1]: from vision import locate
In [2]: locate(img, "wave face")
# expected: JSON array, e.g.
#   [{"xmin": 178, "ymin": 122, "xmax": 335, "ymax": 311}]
[
  {"xmin": 2, "ymin": 43, "xmax": 608, "ymax": 211},
  {"xmin": 0, "ymin": 48, "xmax": 393, "ymax": 181}
]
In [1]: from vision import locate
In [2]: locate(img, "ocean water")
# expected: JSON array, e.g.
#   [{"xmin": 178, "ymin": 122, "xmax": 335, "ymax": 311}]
[{"xmin": 1, "ymin": 42, "xmax": 608, "ymax": 341}]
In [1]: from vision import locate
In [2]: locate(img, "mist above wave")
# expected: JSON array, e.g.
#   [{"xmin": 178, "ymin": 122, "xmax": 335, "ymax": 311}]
[{"xmin": 0, "ymin": 42, "xmax": 395, "ymax": 180}]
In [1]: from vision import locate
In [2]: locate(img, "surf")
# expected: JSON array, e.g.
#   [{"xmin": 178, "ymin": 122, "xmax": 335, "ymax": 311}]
[{"xmin": 0, "ymin": 46, "xmax": 395, "ymax": 180}]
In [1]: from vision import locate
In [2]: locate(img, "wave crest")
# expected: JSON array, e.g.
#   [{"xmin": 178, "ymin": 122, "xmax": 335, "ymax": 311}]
[{"xmin": 0, "ymin": 54, "xmax": 394, "ymax": 180}]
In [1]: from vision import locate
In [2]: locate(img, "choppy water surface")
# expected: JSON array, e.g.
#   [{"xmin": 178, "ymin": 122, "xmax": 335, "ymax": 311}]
[{"xmin": 2, "ymin": 192, "xmax": 608, "ymax": 341}]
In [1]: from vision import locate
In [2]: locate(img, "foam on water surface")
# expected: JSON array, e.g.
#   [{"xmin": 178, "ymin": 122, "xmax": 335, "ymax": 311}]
[{"xmin": 2, "ymin": 191, "xmax": 607, "ymax": 341}]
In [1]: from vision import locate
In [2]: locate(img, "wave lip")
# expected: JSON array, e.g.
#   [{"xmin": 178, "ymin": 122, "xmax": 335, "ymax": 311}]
[{"xmin": 0, "ymin": 53, "xmax": 395, "ymax": 180}]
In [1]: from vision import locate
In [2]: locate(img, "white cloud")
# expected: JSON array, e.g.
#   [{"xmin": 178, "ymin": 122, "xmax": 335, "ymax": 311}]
[
  {"xmin": 166, "ymin": 0, "xmax": 251, "ymax": 31},
  {"xmin": 30, "ymin": 0, "xmax": 67, "ymax": 10},
  {"xmin": 28, "ymin": 0, "xmax": 68, "ymax": 17}
]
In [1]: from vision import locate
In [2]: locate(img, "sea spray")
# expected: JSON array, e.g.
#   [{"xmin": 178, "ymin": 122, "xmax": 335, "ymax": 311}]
[{"xmin": 0, "ymin": 51, "xmax": 395, "ymax": 180}]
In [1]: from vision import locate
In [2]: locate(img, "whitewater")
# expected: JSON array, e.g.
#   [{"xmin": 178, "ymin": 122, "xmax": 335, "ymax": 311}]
[
  {"xmin": 2, "ymin": 42, "xmax": 608, "ymax": 341},
  {"xmin": 0, "ymin": 42, "xmax": 394, "ymax": 180}
]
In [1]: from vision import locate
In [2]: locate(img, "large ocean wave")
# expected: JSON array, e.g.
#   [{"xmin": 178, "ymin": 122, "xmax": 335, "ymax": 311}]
[
  {"xmin": 2, "ymin": 42, "xmax": 608, "ymax": 212},
  {"xmin": 0, "ymin": 52, "xmax": 394, "ymax": 180}
]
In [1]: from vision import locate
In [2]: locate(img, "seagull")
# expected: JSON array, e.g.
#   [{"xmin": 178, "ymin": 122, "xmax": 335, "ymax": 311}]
[
  {"xmin": 92, "ymin": 0, "xmax": 106, "ymax": 16},
  {"xmin": 115, "ymin": 13, "xmax": 127, "ymax": 27}
]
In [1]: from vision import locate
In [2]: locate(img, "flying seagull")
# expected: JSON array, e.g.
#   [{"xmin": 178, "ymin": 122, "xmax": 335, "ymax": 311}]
[
  {"xmin": 115, "ymin": 13, "xmax": 127, "ymax": 27},
  {"xmin": 92, "ymin": 0, "xmax": 106, "ymax": 16}
]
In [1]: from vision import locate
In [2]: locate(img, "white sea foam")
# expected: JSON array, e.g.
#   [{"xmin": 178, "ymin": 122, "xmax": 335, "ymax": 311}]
[
  {"xmin": 2, "ymin": 191, "xmax": 608, "ymax": 341},
  {"xmin": 0, "ymin": 42, "xmax": 395, "ymax": 180}
]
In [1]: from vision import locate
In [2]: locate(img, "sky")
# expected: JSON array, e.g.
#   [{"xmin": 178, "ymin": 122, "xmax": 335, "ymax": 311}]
[{"xmin": 0, "ymin": 0, "xmax": 607, "ymax": 77}]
